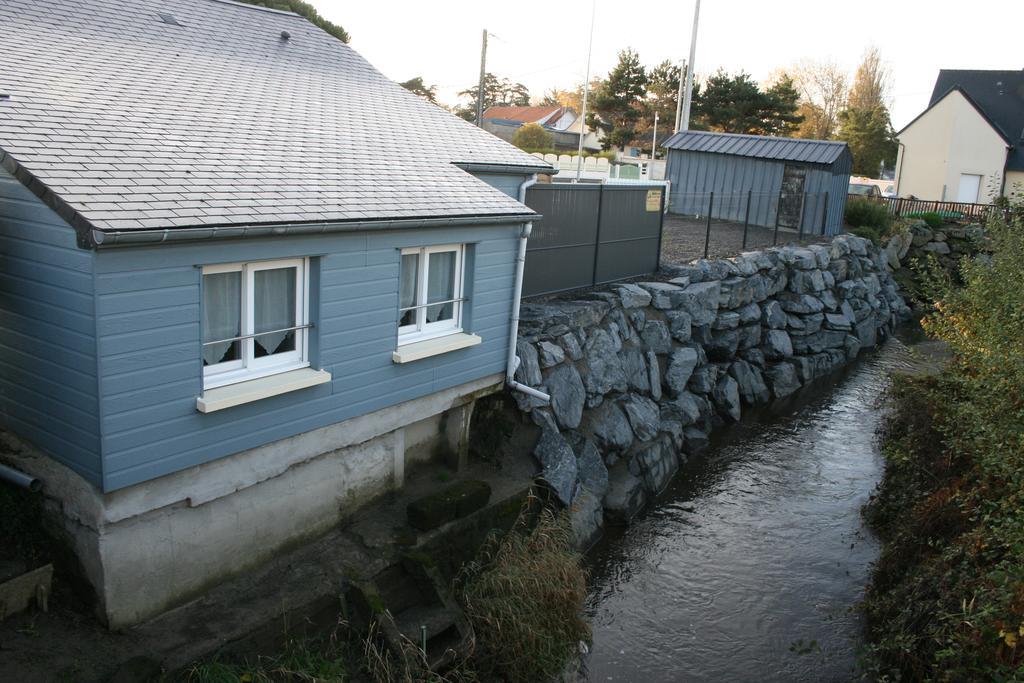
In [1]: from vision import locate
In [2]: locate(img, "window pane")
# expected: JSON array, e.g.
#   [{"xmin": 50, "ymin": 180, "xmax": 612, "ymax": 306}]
[
  {"xmin": 203, "ymin": 272, "xmax": 242, "ymax": 366},
  {"xmin": 399, "ymin": 252, "xmax": 419, "ymax": 327},
  {"xmin": 253, "ymin": 267, "xmax": 297, "ymax": 357},
  {"xmin": 426, "ymin": 251, "xmax": 456, "ymax": 323}
]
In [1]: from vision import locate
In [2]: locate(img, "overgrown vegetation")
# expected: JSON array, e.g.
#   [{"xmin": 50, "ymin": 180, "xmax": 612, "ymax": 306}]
[
  {"xmin": 237, "ymin": 1, "xmax": 349, "ymax": 43},
  {"xmin": 186, "ymin": 506, "xmax": 588, "ymax": 682},
  {"xmin": 845, "ymin": 198, "xmax": 892, "ymax": 243},
  {"xmin": 862, "ymin": 206, "xmax": 1024, "ymax": 679},
  {"xmin": 457, "ymin": 507, "xmax": 589, "ymax": 682}
]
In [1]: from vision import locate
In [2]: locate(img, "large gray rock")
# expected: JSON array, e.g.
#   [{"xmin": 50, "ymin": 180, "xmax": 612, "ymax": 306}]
[
  {"xmin": 678, "ymin": 281, "xmax": 721, "ymax": 325},
  {"xmin": 620, "ymin": 347, "xmax": 650, "ymax": 394},
  {"xmin": 569, "ymin": 489, "xmax": 604, "ymax": 550},
  {"xmin": 673, "ymin": 391, "xmax": 703, "ymax": 425},
  {"xmin": 546, "ymin": 363, "xmax": 585, "ymax": 430},
  {"xmin": 737, "ymin": 323, "xmax": 762, "ymax": 350},
  {"xmin": 729, "ymin": 360, "xmax": 770, "ymax": 405},
  {"xmin": 824, "ymin": 312, "xmax": 852, "ymax": 331},
  {"xmin": 575, "ymin": 439, "xmax": 609, "ymax": 500},
  {"xmin": 621, "ymin": 394, "xmax": 661, "ymax": 442},
  {"xmin": 712, "ymin": 310, "xmax": 741, "ymax": 330},
  {"xmin": 666, "ymin": 310, "xmax": 693, "ymax": 342},
  {"xmin": 778, "ymin": 292, "xmax": 825, "ymax": 314},
  {"xmin": 706, "ymin": 328, "xmax": 740, "ymax": 361},
  {"xmin": 712, "ymin": 375, "xmax": 742, "ymax": 422},
  {"xmin": 642, "ymin": 320, "xmax": 672, "ymax": 354},
  {"xmin": 537, "ymin": 340, "xmax": 565, "ymax": 368},
  {"xmin": 559, "ymin": 332, "xmax": 583, "ymax": 361},
  {"xmin": 762, "ymin": 329, "xmax": 793, "ymax": 359},
  {"xmin": 615, "ymin": 283, "xmax": 652, "ymax": 309},
  {"xmin": 718, "ymin": 277, "xmax": 754, "ymax": 309},
  {"xmin": 761, "ymin": 300, "xmax": 787, "ymax": 329},
  {"xmin": 604, "ymin": 463, "xmax": 647, "ymax": 525},
  {"xmin": 632, "ymin": 441, "xmax": 677, "ymax": 494},
  {"xmin": 639, "ymin": 282, "xmax": 685, "ymax": 309},
  {"xmin": 682, "ymin": 427, "xmax": 710, "ymax": 454},
  {"xmin": 589, "ymin": 401, "xmax": 635, "ymax": 455},
  {"xmin": 664, "ymin": 347, "xmax": 700, "ymax": 396},
  {"xmin": 764, "ymin": 362, "xmax": 801, "ymax": 398},
  {"xmin": 583, "ymin": 328, "xmax": 627, "ymax": 395},
  {"xmin": 646, "ymin": 350, "xmax": 662, "ymax": 400},
  {"xmin": 514, "ymin": 340, "xmax": 543, "ymax": 385},
  {"xmin": 737, "ymin": 302, "xmax": 762, "ymax": 325},
  {"xmin": 923, "ymin": 241, "xmax": 951, "ymax": 255},
  {"xmin": 688, "ymin": 364, "xmax": 718, "ymax": 394},
  {"xmin": 854, "ymin": 317, "xmax": 878, "ymax": 348},
  {"xmin": 533, "ymin": 429, "xmax": 578, "ymax": 506}
]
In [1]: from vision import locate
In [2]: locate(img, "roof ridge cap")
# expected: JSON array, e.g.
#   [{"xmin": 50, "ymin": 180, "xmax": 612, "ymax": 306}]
[{"xmin": 203, "ymin": 0, "xmax": 301, "ymax": 18}]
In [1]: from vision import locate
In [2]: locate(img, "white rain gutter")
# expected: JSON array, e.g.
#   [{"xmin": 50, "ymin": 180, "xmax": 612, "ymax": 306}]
[{"xmin": 507, "ymin": 175, "xmax": 550, "ymax": 403}]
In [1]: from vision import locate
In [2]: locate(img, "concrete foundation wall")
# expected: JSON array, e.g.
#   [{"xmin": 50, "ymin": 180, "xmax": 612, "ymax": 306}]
[{"xmin": 0, "ymin": 373, "xmax": 501, "ymax": 627}]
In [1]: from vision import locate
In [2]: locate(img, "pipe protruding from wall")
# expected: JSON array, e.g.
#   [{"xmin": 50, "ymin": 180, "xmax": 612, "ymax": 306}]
[
  {"xmin": 505, "ymin": 205, "xmax": 551, "ymax": 404},
  {"xmin": 0, "ymin": 463, "xmax": 42, "ymax": 492}
]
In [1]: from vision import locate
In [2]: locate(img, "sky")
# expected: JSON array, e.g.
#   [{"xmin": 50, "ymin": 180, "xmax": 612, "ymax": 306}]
[{"xmin": 312, "ymin": 0, "xmax": 1022, "ymax": 130}]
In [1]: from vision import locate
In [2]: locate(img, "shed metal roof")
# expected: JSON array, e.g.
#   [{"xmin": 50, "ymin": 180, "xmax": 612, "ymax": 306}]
[
  {"xmin": 662, "ymin": 130, "xmax": 850, "ymax": 166},
  {"xmin": 0, "ymin": 0, "xmax": 552, "ymax": 240}
]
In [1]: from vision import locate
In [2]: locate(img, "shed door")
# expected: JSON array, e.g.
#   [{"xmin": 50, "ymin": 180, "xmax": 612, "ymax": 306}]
[
  {"xmin": 778, "ymin": 164, "xmax": 807, "ymax": 228},
  {"xmin": 956, "ymin": 174, "xmax": 982, "ymax": 203}
]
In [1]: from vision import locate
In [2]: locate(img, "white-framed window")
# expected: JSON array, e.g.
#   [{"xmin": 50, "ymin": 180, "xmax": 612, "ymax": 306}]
[
  {"xmin": 398, "ymin": 244, "xmax": 465, "ymax": 345},
  {"xmin": 201, "ymin": 258, "xmax": 310, "ymax": 389}
]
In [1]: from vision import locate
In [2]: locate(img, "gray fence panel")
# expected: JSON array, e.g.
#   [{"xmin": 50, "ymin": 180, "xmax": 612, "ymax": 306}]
[
  {"xmin": 523, "ymin": 183, "xmax": 665, "ymax": 297},
  {"xmin": 595, "ymin": 186, "xmax": 664, "ymax": 284},
  {"xmin": 523, "ymin": 185, "xmax": 600, "ymax": 297}
]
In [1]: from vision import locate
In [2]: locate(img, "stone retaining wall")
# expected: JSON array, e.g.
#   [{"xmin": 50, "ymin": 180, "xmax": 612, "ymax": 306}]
[
  {"xmin": 512, "ymin": 234, "xmax": 911, "ymax": 548},
  {"xmin": 882, "ymin": 220, "xmax": 985, "ymax": 272}
]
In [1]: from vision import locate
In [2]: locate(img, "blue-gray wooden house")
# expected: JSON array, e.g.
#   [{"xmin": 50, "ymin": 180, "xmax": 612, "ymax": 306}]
[
  {"xmin": 0, "ymin": 0, "xmax": 551, "ymax": 625},
  {"xmin": 662, "ymin": 131, "xmax": 852, "ymax": 236}
]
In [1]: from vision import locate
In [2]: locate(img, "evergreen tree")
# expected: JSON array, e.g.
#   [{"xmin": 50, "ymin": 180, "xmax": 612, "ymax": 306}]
[
  {"xmin": 761, "ymin": 75, "xmax": 803, "ymax": 136},
  {"xmin": 399, "ymin": 77, "xmax": 437, "ymax": 104},
  {"xmin": 590, "ymin": 49, "xmax": 648, "ymax": 149},
  {"xmin": 456, "ymin": 73, "xmax": 531, "ymax": 121},
  {"xmin": 633, "ymin": 60, "xmax": 682, "ymax": 153}
]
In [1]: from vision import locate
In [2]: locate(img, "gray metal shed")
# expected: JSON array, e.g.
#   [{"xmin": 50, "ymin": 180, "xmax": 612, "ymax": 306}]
[{"xmin": 662, "ymin": 131, "xmax": 852, "ymax": 236}]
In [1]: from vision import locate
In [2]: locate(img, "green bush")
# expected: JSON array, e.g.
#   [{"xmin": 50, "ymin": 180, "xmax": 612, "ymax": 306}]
[
  {"xmin": 903, "ymin": 211, "xmax": 944, "ymax": 229},
  {"xmin": 844, "ymin": 198, "xmax": 892, "ymax": 234},
  {"xmin": 863, "ymin": 206, "xmax": 1024, "ymax": 679}
]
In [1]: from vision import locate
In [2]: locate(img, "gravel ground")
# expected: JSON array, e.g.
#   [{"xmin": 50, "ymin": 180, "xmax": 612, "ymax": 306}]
[{"xmin": 660, "ymin": 214, "xmax": 830, "ymax": 264}]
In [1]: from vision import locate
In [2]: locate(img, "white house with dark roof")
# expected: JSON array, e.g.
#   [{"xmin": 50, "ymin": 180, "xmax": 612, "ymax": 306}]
[
  {"xmin": 0, "ymin": 0, "xmax": 552, "ymax": 626},
  {"xmin": 896, "ymin": 69, "xmax": 1024, "ymax": 202}
]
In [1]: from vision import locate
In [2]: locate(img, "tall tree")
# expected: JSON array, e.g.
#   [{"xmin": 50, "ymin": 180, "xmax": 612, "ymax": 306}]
[
  {"xmin": 590, "ymin": 49, "xmax": 648, "ymax": 149},
  {"xmin": 399, "ymin": 77, "xmax": 437, "ymax": 104},
  {"xmin": 512, "ymin": 123, "xmax": 553, "ymax": 151},
  {"xmin": 633, "ymin": 60, "xmax": 682, "ymax": 152},
  {"xmin": 238, "ymin": 0, "xmax": 349, "ymax": 42},
  {"xmin": 789, "ymin": 60, "xmax": 847, "ymax": 139},
  {"xmin": 456, "ymin": 73, "xmax": 531, "ymax": 121},
  {"xmin": 838, "ymin": 48, "xmax": 896, "ymax": 175},
  {"xmin": 689, "ymin": 71, "xmax": 800, "ymax": 136}
]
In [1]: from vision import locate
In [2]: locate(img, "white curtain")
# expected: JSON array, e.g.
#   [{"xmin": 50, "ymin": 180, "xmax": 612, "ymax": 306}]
[
  {"xmin": 202, "ymin": 272, "xmax": 241, "ymax": 366},
  {"xmin": 426, "ymin": 251, "xmax": 455, "ymax": 323},
  {"xmin": 253, "ymin": 267, "xmax": 296, "ymax": 356},
  {"xmin": 399, "ymin": 253, "xmax": 419, "ymax": 327}
]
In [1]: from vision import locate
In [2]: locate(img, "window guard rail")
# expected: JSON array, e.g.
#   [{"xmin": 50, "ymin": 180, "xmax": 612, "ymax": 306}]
[
  {"xmin": 398, "ymin": 297, "xmax": 468, "ymax": 314},
  {"xmin": 202, "ymin": 323, "xmax": 315, "ymax": 347}
]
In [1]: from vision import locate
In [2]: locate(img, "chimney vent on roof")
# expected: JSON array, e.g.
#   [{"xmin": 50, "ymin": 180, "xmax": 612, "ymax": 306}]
[
  {"xmin": 0, "ymin": 94, "xmax": 10, "ymax": 102},
  {"xmin": 280, "ymin": 30, "xmax": 291, "ymax": 40},
  {"xmin": 158, "ymin": 12, "xmax": 182, "ymax": 26}
]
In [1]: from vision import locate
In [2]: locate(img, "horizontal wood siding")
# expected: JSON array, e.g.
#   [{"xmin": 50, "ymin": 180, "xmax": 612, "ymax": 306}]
[
  {"xmin": 95, "ymin": 225, "xmax": 520, "ymax": 491},
  {"xmin": 0, "ymin": 169, "xmax": 101, "ymax": 485},
  {"xmin": 471, "ymin": 172, "xmax": 529, "ymax": 199}
]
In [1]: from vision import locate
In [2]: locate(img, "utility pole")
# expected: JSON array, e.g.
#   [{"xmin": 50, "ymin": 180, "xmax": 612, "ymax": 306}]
[
  {"xmin": 476, "ymin": 29, "xmax": 488, "ymax": 127},
  {"xmin": 575, "ymin": 0, "xmax": 596, "ymax": 182},
  {"xmin": 674, "ymin": 60, "xmax": 686, "ymax": 132},
  {"xmin": 651, "ymin": 111, "xmax": 659, "ymax": 160},
  {"xmin": 680, "ymin": 0, "xmax": 700, "ymax": 131}
]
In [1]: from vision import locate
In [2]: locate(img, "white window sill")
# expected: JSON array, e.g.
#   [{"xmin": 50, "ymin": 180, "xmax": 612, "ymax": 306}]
[
  {"xmin": 392, "ymin": 333, "xmax": 482, "ymax": 364},
  {"xmin": 196, "ymin": 368, "xmax": 332, "ymax": 413}
]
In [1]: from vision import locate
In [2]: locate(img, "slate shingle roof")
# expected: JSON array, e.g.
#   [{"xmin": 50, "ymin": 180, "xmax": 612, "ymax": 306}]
[
  {"xmin": 662, "ymin": 130, "xmax": 850, "ymax": 166},
  {"xmin": 0, "ymin": 0, "xmax": 552, "ymax": 238},
  {"xmin": 929, "ymin": 69, "xmax": 1024, "ymax": 171}
]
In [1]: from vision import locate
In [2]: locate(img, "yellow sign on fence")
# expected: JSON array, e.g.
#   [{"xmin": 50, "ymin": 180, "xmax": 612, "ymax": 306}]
[{"xmin": 646, "ymin": 189, "xmax": 662, "ymax": 212}]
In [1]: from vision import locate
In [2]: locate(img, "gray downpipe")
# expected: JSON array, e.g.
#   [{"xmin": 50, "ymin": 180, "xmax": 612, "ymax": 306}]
[
  {"xmin": 0, "ymin": 463, "xmax": 42, "ymax": 492},
  {"xmin": 507, "ymin": 175, "xmax": 550, "ymax": 402}
]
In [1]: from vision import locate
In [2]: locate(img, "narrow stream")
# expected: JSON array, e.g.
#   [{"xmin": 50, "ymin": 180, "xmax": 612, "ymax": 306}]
[{"xmin": 583, "ymin": 334, "xmax": 931, "ymax": 682}]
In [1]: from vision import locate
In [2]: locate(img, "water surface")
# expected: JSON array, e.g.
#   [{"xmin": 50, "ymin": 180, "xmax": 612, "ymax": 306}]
[{"xmin": 584, "ymin": 336, "xmax": 927, "ymax": 682}]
